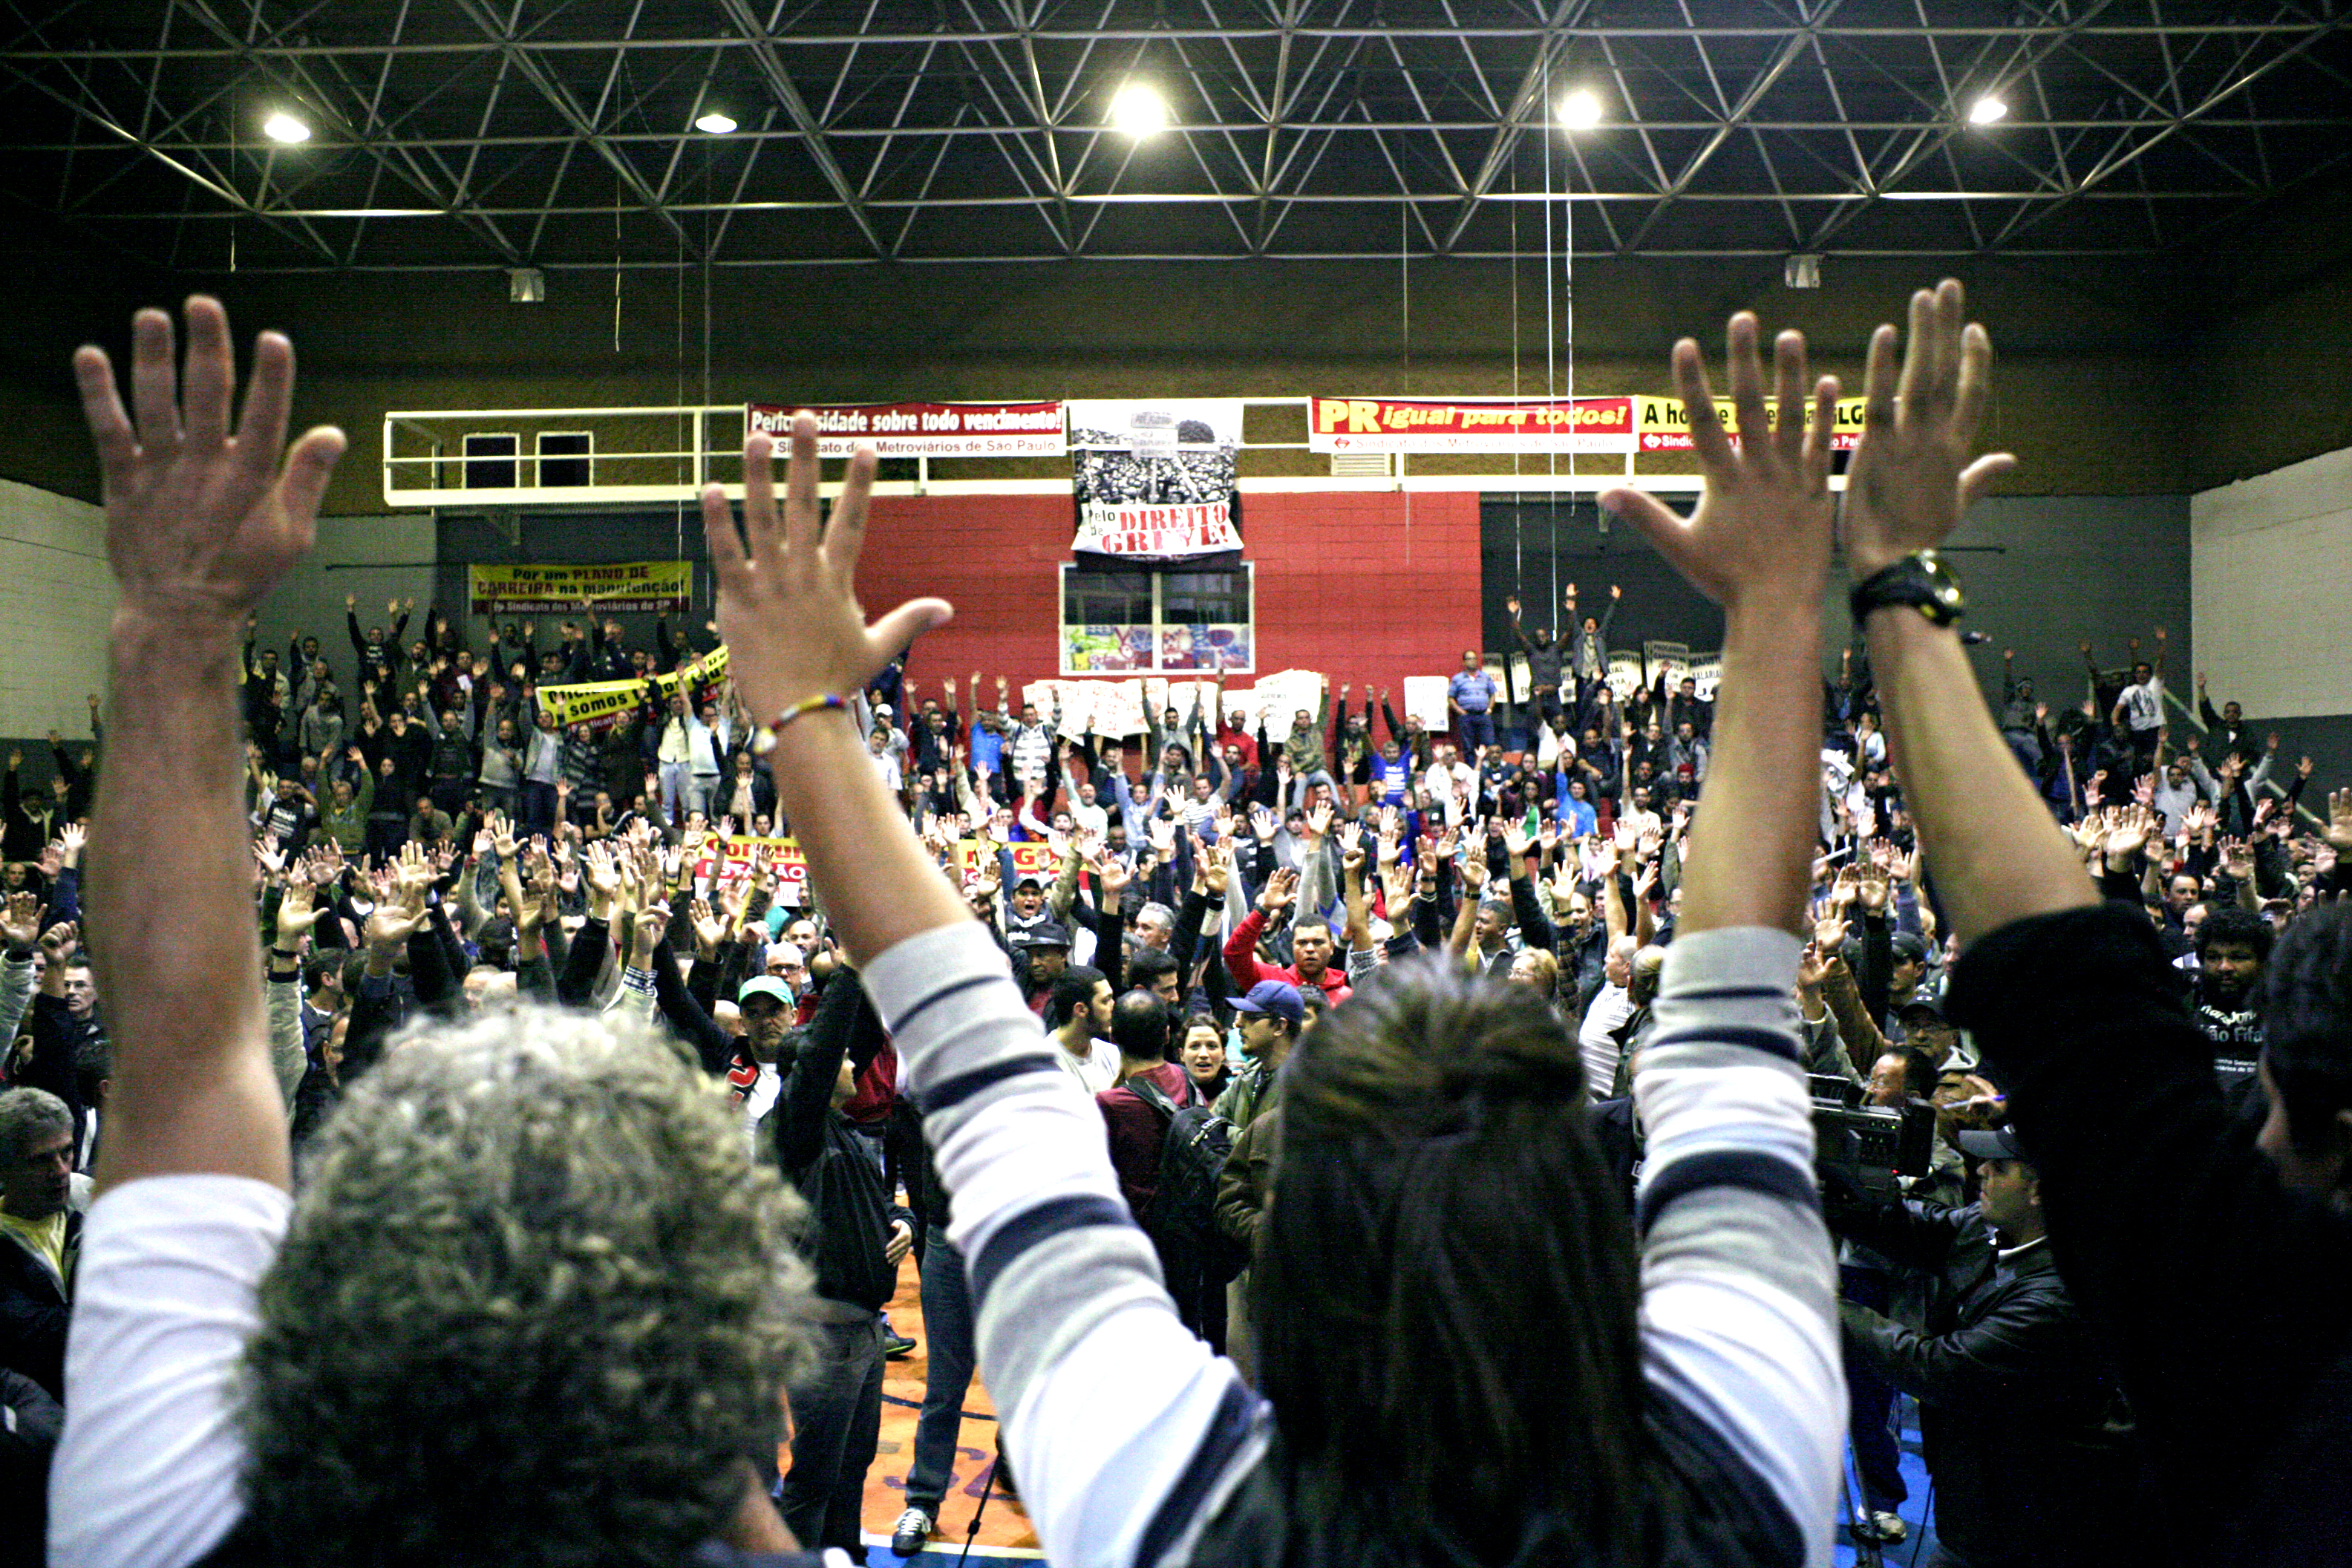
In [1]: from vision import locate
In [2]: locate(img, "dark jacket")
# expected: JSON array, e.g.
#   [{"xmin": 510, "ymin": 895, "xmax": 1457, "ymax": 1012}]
[
  {"xmin": 762, "ymin": 974, "xmax": 905, "ymax": 1314},
  {"xmin": 1950, "ymin": 903, "xmax": 2352, "ymax": 1568},
  {"xmin": 0, "ymin": 1206, "xmax": 78, "ymax": 1399},
  {"xmin": 1838, "ymin": 1197, "xmax": 2135, "ymax": 1567},
  {"xmin": 1213, "ymin": 1103, "xmax": 1280, "ymax": 1254}
]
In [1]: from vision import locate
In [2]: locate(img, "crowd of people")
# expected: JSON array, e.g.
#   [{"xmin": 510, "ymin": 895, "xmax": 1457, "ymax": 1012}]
[{"xmin": 4, "ymin": 286, "xmax": 2350, "ymax": 1568}]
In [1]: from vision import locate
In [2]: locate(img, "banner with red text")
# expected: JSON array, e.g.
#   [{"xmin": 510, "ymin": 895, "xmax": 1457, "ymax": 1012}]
[
  {"xmin": 1310, "ymin": 396, "xmax": 1635, "ymax": 454},
  {"xmin": 690, "ymin": 834, "xmax": 808, "ymax": 904},
  {"xmin": 1632, "ymin": 393, "xmax": 1869, "ymax": 452},
  {"xmin": 745, "ymin": 401, "xmax": 1066, "ymax": 458},
  {"xmin": 951, "ymin": 838, "xmax": 1065, "ymax": 886},
  {"xmin": 1069, "ymin": 399, "xmax": 1243, "ymax": 562}
]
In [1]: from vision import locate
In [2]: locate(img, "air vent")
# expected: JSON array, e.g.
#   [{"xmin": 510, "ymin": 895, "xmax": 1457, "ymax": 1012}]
[{"xmin": 1329, "ymin": 452, "xmax": 1390, "ymax": 478}]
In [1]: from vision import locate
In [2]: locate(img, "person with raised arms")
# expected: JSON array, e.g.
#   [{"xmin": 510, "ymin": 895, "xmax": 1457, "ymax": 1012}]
[{"xmin": 716, "ymin": 298, "xmax": 1849, "ymax": 1565}]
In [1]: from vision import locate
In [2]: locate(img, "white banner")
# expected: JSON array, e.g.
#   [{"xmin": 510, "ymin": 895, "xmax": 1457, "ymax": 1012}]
[
  {"xmin": 1402, "ymin": 675, "xmax": 1451, "ymax": 734},
  {"xmin": 1069, "ymin": 399, "xmax": 1244, "ymax": 560}
]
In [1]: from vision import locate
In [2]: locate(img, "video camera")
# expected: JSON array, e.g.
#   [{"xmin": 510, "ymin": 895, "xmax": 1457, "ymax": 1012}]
[{"xmin": 1809, "ymin": 1074, "xmax": 1936, "ymax": 1204}]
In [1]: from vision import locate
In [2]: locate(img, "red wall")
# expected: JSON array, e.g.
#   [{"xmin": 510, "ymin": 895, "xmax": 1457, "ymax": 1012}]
[{"xmin": 858, "ymin": 489, "xmax": 1482, "ymax": 734}]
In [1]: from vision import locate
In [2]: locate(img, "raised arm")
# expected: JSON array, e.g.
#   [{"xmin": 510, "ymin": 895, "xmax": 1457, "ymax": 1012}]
[
  {"xmin": 76, "ymin": 297, "xmax": 344, "ymax": 1195},
  {"xmin": 1843, "ymin": 281, "xmax": 2091, "ymax": 950},
  {"xmin": 1597, "ymin": 309, "xmax": 1845, "ymax": 1554},
  {"xmin": 704, "ymin": 414, "xmax": 1245, "ymax": 1568}
]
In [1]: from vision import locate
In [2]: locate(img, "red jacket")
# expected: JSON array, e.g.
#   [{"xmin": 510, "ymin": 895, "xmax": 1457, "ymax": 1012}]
[{"xmin": 1223, "ymin": 907, "xmax": 1353, "ymax": 1004}]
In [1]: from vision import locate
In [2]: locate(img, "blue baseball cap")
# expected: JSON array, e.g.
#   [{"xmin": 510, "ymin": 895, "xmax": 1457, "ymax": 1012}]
[{"xmin": 1229, "ymin": 980, "xmax": 1304, "ymax": 1028}]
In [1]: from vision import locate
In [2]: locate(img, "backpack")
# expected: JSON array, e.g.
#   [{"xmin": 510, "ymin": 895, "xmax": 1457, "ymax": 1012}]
[{"xmin": 1123, "ymin": 1074, "xmax": 1249, "ymax": 1287}]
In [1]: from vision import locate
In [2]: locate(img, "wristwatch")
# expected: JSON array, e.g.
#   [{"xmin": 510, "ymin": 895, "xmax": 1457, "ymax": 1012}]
[{"xmin": 1849, "ymin": 550, "xmax": 1965, "ymax": 628}]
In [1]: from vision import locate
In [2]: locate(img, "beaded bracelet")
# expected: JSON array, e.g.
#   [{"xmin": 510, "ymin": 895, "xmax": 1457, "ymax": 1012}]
[{"xmin": 752, "ymin": 691, "xmax": 849, "ymax": 754}]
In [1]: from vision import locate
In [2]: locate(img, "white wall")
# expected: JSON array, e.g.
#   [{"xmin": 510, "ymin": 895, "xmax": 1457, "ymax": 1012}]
[
  {"xmin": 0, "ymin": 477, "xmax": 114, "ymax": 741},
  {"xmin": 2192, "ymin": 445, "xmax": 2352, "ymax": 719}
]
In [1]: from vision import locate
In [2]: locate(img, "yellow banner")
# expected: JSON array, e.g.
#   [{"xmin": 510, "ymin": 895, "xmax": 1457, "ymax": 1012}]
[
  {"xmin": 1633, "ymin": 394, "xmax": 1869, "ymax": 451},
  {"xmin": 535, "ymin": 644, "xmax": 731, "ymax": 728},
  {"xmin": 471, "ymin": 561, "xmax": 692, "ymax": 614}
]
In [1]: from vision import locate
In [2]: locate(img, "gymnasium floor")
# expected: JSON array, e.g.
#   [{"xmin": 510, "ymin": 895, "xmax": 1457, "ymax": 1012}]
[{"xmin": 799, "ymin": 1252, "xmax": 1941, "ymax": 1567}]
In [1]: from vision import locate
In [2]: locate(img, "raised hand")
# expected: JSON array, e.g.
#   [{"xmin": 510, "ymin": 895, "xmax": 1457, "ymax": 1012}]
[
  {"xmin": 39, "ymin": 921, "xmax": 79, "ymax": 962},
  {"xmin": 1258, "ymin": 864, "xmax": 1298, "ymax": 915},
  {"xmin": 1839, "ymin": 279, "xmax": 2015, "ymax": 578},
  {"xmin": 74, "ymin": 298, "xmax": 344, "ymax": 627},
  {"xmin": 2330, "ymin": 789, "xmax": 2352, "ymax": 855},
  {"xmin": 1600, "ymin": 312, "xmax": 1838, "ymax": 612},
  {"xmin": 1092, "ymin": 850, "xmax": 1133, "ymax": 900},
  {"xmin": 1813, "ymin": 909, "xmax": 1849, "ymax": 955},
  {"xmin": 275, "ymin": 878, "xmax": 324, "ymax": 945},
  {"xmin": 0, "ymin": 892, "xmax": 40, "ymax": 949},
  {"xmin": 57, "ymin": 823, "xmax": 87, "ymax": 865},
  {"xmin": 1201, "ymin": 837, "xmax": 1231, "ymax": 896},
  {"xmin": 701, "ymin": 413, "xmax": 951, "ymax": 723}
]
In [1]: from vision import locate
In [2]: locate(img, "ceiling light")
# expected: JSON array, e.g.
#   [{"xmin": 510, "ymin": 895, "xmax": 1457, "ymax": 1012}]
[
  {"xmin": 262, "ymin": 111, "xmax": 311, "ymax": 144},
  {"xmin": 1110, "ymin": 80, "xmax": 1170, "ymax": 137},
  {"xmin": 1968, "ymin": 95, "xmax": 2009, "ymax": 125},
  {"xmin": 1558, "ymin": 89, "xmax": 1604, "ymax": 131},
  {"xmin": 694, "ymin": 111, "xmax": 738, "ymax": 135}
]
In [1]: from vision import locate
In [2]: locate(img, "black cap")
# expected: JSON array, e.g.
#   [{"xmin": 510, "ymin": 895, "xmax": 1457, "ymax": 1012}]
[
  {"xmin": 1013, "ymin": 921, "xmax": 1071, "ymax": 950},
  {"xmin": 1898, "ymin": 994, "xmax": 1948, "ymax": 1025},
  {"xmin": 1891, "ymin": 932, "xmax": 1930, "ymax": 961},
  {"xmin": 1956, "ymin": 1125, "xmax": 2031, "ymax": 1164}
]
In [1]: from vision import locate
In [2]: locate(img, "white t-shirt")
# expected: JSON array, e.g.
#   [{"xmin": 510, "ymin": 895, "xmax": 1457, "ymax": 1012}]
[
  {"xmin": 742, "ymin": 1060, "xmax": 782, "ymax": 1143},
  {"xmin": 2120, "ymin": 677, "xmax": 2165, "ymax": 733},
  {"xmin": 51, "ymin": 1173, "xmax": 293, "ymax": 1568},
  {"xmin": 1052, "ymin": 1033, "xmax": 1121, "ymax": 1094}
]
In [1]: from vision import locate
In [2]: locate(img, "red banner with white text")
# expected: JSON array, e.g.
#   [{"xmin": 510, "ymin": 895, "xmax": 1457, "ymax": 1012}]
[
  {"xmin": 1310, "ymin": 396, "xmax": 1636, "ymax": 454},
  {"xmin": 745, "ymin": 401, "xmax": 1066, "ymax": 458}
]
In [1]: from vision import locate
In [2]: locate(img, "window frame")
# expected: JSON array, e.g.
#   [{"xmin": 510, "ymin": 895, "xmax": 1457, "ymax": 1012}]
[{"xmin": 1058, "ymin": 561, "xmax": 1255, "ymax": 676}]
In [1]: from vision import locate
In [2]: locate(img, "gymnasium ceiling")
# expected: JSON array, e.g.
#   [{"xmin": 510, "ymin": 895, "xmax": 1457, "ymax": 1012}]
[{"xmin": 3, "ymin": 0, "xmax": 2350, "ymax": 275}]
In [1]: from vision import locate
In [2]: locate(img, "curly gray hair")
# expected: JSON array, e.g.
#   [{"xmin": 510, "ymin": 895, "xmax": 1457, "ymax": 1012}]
[{"xmin": 238, "ymin": 1002, "xmax": 812, "ymax": 1567}]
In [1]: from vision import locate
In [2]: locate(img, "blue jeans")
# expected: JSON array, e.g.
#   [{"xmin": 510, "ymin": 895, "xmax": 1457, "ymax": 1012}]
[
  {"xmin": 1457, "ymin": 710, "xmax": 1497, "ymax": 753},
  {"xmin": 1841, "ymin": 1264, "xmax": 1909, "ymax": 1512},
  {"xmin": 904, "ymin": 1226, "xmax": 977, "ymax": 1515}
]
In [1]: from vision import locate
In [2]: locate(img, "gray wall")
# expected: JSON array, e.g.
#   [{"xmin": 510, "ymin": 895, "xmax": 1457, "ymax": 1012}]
[
  {"xmin": 1482, "ymin": 491, "xmax": 2194, "ymax": 712},
  {"xmin": 251, "ymin": 512, "xmax": 440, "ymax": 696}
]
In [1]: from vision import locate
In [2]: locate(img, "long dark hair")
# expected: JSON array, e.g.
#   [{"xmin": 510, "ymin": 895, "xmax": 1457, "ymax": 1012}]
[{"xmin": 1252, "ymin": 954, "xmax": 1647, "ymax": 1564}]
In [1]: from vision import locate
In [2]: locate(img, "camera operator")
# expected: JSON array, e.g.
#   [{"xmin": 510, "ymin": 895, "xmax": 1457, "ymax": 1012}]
[
  {"xmin": 1833, "ymin": 1124, "xmax": 2137, "ymax": 1568},
  {"xmin": 1852, "ymin": 280, "xmax": 2352, "ymax": 1567}
]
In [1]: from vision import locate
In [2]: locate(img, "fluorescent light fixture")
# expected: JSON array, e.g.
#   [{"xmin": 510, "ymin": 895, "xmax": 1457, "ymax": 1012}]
[
  {"xmin": 1968, "ymin": 95, "xmax": 2009, "ymax": 125},
  {"xmin": 262, "ymin": 111, "xmax": 311, "ymax": 144},
  {"xmin": 1110, "ymin": 80, "xmax": 1171, "ymax": 137},
  {"xmin": 694, "ymin": 111, "xmax": 738, "ymax": 135},
  {"xmin": 1558, "ymin": 88, "xmax": 1604, "ymax": 131}
]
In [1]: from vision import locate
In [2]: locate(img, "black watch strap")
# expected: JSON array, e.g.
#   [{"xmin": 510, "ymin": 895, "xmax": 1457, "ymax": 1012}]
[{"xmin": 1849, "ymin": 553, "xmax": 1962, "ymax": 628}]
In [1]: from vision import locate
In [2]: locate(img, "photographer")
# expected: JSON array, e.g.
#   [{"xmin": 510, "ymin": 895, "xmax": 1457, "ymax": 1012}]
[{"xmin": 1833, "ymin": 1125, "xmax": 2137, "ymax": 1567}]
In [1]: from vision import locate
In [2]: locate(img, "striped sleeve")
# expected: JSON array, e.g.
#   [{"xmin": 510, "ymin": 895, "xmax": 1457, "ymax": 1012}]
[
  {"xmin": 1632, "ymin": 926, "xmax": 1842, "ymax": 1568},
  {"xmin": 864, "ymin": 922, "xmax": 1264, "ymax": 1568}
]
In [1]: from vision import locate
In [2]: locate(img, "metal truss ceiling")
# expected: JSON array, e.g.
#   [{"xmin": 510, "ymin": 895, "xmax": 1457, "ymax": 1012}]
[{"xmin": 4, "ymin": 0, "xmax": 2349, "ymax": 272}]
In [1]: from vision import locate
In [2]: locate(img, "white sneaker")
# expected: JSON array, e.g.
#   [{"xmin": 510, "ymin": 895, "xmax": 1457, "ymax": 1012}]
[
  {"xmin": 891, "ymin": 1506, "xmax": 935, "ymax": 1557},
  {"xmin": 1869, "ymin": 1511, "xmax": 1908, "ymax": 1544}
]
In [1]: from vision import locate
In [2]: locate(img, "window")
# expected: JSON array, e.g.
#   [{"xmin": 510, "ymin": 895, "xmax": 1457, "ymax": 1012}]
[
  {"xmin": 462, "ymin": 432, "xmax": 518, "ymax": 489},
  {"xmin": 535, "ymin": 431, "xmax": 593, "ymax": 487},
  {"xmin": 1061, "ymin": 564, "xmax": 1253, "ymax": 674}
]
